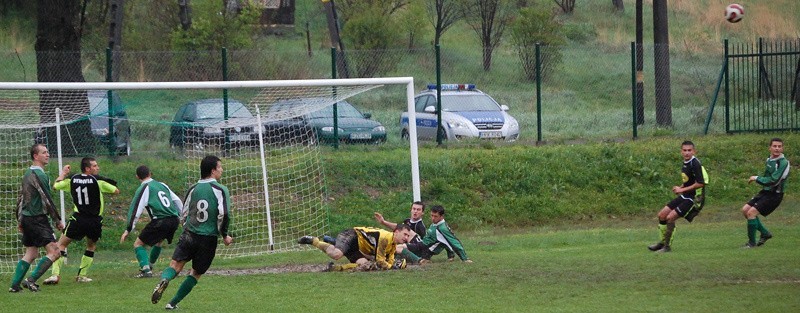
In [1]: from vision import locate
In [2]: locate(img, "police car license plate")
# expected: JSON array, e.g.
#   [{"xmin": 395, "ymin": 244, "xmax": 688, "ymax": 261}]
[
  {"xmin": 229, "ymin": 134, "xmax": 250, "ymax": 142},
  {"xmin": 479, "ymin": 131, "xmax": 502, "ymax": 139},
  {"xmin": 350, "ymin": 133, "xmax": 372, "ymax": 140}
]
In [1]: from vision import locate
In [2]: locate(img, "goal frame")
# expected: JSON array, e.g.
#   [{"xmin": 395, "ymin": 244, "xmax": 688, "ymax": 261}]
[{"xmin": 0, "ymin": 77, "xmax": 421, "ymax": 259}]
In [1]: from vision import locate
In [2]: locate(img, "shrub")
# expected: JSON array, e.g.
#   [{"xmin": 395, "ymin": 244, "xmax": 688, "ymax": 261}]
[{"xmin": 509, "ymin": 5, "xmax": 566, "ymax": 82}]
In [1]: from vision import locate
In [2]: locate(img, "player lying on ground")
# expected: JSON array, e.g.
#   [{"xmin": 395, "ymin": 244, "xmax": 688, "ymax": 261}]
[
  {"xmin": 374, "ymin": 201, "xmax": 455, "ymax": 264},
  {"xmin": 401, "ymin": 205, "xmax": 472, "ymax": 263},
  {"xmin": 299, "ymin": 224, "xmax": 414, "ymax": 270}
]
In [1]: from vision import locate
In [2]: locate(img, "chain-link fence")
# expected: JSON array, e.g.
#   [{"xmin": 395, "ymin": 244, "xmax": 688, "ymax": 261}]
[{"xmin": 1, "ymin": 42, "xmax": 733, "ymax": 145}]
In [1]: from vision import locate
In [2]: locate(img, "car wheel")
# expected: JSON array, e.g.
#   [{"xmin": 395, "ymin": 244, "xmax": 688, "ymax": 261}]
[
  {"xmin": 306, "ymin": 133, "xmax": 317, "ymax": 146},
  {"xmin": 437, "ymin": 127, "xmax": 448, "ymax": 142},
  {"xmin": 118, "ymin": 139, "xmax": 131, "ymax": 156},
  {"xmin": 192, "ymin": 141, "xmax": 205, "ymax": 152}
]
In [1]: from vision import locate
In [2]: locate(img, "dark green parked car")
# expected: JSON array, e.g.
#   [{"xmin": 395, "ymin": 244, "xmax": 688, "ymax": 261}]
[{"xmin": 268, "ymin": 99, "xmax": 386, "ymax": 144}]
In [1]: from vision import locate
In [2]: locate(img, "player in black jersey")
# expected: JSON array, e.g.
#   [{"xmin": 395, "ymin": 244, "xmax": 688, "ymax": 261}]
[
  {"xmin": 47, "ymin": 157, "xmax": 119, "ymax": 283},
  {"xmin": 374, "ymin": 201, "xmax": 455, "ymax": 264},
  {"xmin": 647, "ymin": 141, "xmax": 705, "ymax": 253}
]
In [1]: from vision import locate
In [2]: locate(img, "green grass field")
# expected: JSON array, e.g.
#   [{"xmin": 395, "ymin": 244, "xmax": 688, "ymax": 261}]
[{"xmin": 4, "ymin": 201, "xmax": 799, "ymax": 312}]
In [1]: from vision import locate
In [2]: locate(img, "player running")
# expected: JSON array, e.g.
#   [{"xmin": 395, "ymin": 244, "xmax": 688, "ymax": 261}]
[
  {"xmin": 741, "ymin": 138, "xmax": 789, "ymax": 248},
  {"xmin": 151, "ymin": 155, "xmax": 233, "ymax": 310},
  {"xmin": 647, "ymin": 140, "xmax": 706, "ymax": 253},
  {"xmin": 45, "ymin": 157, "xmax": 120, "ymax": 284},
  {"xmin": 120, "ymin": 165, "xmax": 183, "ymax": 278}
]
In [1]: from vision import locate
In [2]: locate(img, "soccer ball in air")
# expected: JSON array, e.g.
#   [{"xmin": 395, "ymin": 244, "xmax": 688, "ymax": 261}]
[{"xmin": 725, "ymin": 4, "xmax": 744, "ymax": 23}]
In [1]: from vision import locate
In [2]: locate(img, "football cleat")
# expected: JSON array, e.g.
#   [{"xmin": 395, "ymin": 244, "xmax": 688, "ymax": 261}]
[
  {"xmin": 136, "ymin": 270, "xmax": 154, "ymax": 278},
  {"xmin": 656, "ymin": 246, "xmax": 672, "ymax": 253},
  {"xmin": 321, "ymin": 235, "xmax": 336, "ymax": 245},
  {"xmin": 75, "ymin": 276, "xmax": 93, "ymax": 283},
  {"xmin": 8, "ymin": 285, "xmax": 22, "ymax": 293},
  {"xmin": 757, "ymin": 233, "xmax": 773, "ymax": 246},
  {"xmin": 647, "ymin": 242, "xmax": 665, "ymax": 251},
  {"xmin": 43, "ymin": 275, "xmax": 60, "ymax": 285},
  {"xmin": 165, "ymin": 303, "xmax": 178, "ymax": 310},
  {"xmin": 21, "ymin": 279, "xmax": 39, "ymax": 292},
  {"xmin": 297, "ymin": 236, "xmax": 314, "ymax": 245},
  {"xmin": 391, "ymin": 258, "xmax": 407, "ymax": 270},
  {"xmin": 152, "ymin": 279, "xmax": 170, "ymax": 304},
  {"xmin": 742, "ymin": 242, "xmax": 757, "ymax": 249}
]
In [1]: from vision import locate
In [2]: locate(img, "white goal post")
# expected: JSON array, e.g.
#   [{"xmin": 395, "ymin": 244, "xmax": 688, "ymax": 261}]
[{"xmin": 0, "ymin": 77, "xmax": 421, "ymax": 273}]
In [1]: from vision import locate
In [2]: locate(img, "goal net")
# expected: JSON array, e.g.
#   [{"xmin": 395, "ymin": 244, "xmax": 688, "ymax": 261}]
[{"xmin": 0, "ymin": 78, "xmax": 420, "ymax": 273}]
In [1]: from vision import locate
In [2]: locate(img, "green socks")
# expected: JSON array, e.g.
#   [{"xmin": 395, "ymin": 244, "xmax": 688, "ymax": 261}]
[
  {"xmin": 400, "ymin": 248, "xmax": 421, "ymax": 263},
  {"xmin": 162, "ymin": 267, "xmax": 178, "ymax": 281},
  {"xmin": 169, "ymin": 275, "xmax": 198, "ymax": 306},
  {"xmin": 150, "ymin": 246, "xmax": 162, "ymax": 265},
  {"xmin": 10, "ymin": 260, "xmax": 31, "ymax": 287},
  {"xmin": 135, "ymin": 246, "xmax": 150, "ymax": 269},
  {"xmin": 754, "ymin": 217, "xmax": 770, "ymax": 236},
  {"xmin": 30, "ymin": 257, "xmax": 54, "ymax": 281},
  {"xmin": 747, "ymin": 219, "xmax": 758, "ymax": 244}
]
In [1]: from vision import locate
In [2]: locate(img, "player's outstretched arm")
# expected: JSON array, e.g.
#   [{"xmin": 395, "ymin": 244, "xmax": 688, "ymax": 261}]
[{"xmin": 374, "ymin": 212, "xmax": 398, "ymax": 230}]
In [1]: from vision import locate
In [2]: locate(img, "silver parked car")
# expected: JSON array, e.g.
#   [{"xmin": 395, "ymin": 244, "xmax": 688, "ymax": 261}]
[{"xmin": 400, "ymin": 84, "xmax": 519, "ymax": 141}]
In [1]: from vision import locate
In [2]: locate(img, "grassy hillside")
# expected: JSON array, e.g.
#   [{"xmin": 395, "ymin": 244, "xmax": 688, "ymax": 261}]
[{"xmin": 319, "ymin": 133, "xmax": 799, "ymax": 232}]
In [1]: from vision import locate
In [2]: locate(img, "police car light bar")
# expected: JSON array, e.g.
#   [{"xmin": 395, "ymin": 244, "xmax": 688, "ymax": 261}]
[{"xmin": 426, "ymin": 84, "xmax": 476, "ymax": 91}]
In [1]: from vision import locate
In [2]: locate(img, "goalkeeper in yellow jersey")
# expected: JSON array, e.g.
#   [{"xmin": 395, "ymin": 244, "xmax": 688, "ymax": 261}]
[{"xmin": 299, "ymin": 224, "xmax": 413, "ymax": 271}]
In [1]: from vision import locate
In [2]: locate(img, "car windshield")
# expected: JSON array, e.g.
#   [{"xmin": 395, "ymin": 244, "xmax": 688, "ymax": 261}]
[
  {"xmin": 88, "ymin": 94, "xmax": 122, "ymax": 129},
  {"xmin": 196, "ymin": 101, "xmax": 253, "ymax": 119},
  {"xmin": 441, "ymin": 94, "xmax": 500, "ymax": 112},
  {"xmin": 307, "ymin": 101, "xmax": 364, "ymax": 119}
]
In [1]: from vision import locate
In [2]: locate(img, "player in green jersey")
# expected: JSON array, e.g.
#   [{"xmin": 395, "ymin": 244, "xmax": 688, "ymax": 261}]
[
  {"xmin": 373, "ymin": 201, "xmax": 455, "ymax": 265},
  {"xmin": 9, "ymin": 144, "xmax": 65, "ymax": 292},
  {"xmin": 403, "ymin": 205, "xmax": 472, "ymax": 263},
  {"xmin": 45, "ymin": 157, "xmax": 120, "ymax": 284},
  {"xmin": 741, "ymin": 138, "xmax": 790, "ymax": 248},
  {"xmin": 152, "ymin": 155, "xmax": 233, "ymax": 310},
  {"xmin": 120, "ymin": 165, "xmax": 183, "ymax": 277}
]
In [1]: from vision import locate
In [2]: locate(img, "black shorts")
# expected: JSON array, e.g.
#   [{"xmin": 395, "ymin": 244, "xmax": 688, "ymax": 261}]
[
  {"xmin": 138, "ymin": 217, "xmax": 179, "ymax": 246},
  {"xmin": 334, "ymin": 229, "xmax": 363, "ymax": 263},
  {"xmin": 405, "ymin": 241, "xmax": 433, "ymax": 260},
  {"xmin": 747, "ymin": 190, "xmax": 784, "ymax": 217},
  {"xmin": 171, "ymin": 231, "xmax": 219, "ymax": 275},
  {"xmin": 667, "ymin": 196, "xmax": 696, "ymax": 219},
  {"xmin": 64, "ymin": 213, "xmax": 102, "ymax": 242},
  {"xmin": 20, "ymin": 215, "xmax": 57, "ymax": 247}
]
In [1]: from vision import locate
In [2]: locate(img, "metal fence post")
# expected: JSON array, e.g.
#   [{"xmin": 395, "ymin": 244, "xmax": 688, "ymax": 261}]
[
  {"xmin": 331, "ymin": 47, "xmax": 339, "ymax": 149},
  {"xmin": 106, "ymin": 46, "xmax": 115, "ymax": 155},
  {"xmin": 704, "ymin": 59, "xmax": 727, "ymax": 135},
  {"xmin": 630, "ymin": 42, "xmax": 637, "ymax": 139},
  {"xmin": 724, "ymin": 39, "xmax": 730, "ymax": 134},
  {"xmin": 222, "ymin": 47, "xmax": 231, "ymax": 152},
  {"xmin": 535, "ymin": 43, "xmax": 542, "ymax": 143},
  {"xmin": 436, "ymin": 44, "xmax": 443, "ymax": 145}
]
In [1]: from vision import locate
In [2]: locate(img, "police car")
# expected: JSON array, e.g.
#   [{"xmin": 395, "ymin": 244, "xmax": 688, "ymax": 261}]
[{"xmin": 400, "ymin": 84, "xmax": 520, "ymax": 141}]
